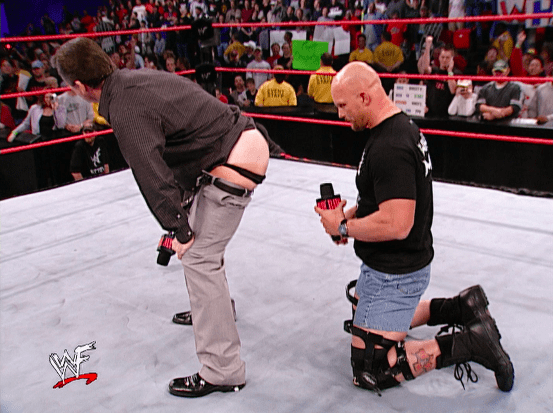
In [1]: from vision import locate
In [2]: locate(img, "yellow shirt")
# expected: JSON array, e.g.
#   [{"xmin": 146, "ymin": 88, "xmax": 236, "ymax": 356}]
[
  {"xmin": 492, "ymin": 31, "xmax": 514, "ymax": 61},
  {"xmin": 307, "ymin": 66, "xmax": 336, "ymax": 103},
  {"xmin": 224, "ymin": 41, "xmax": 246, "ymax": 59},
  {"xmin": 92, "ymin": 102, "xmax": 109, "ymax": 125},
  {"xmin": 374, "ymin": 41, "xmax": 404, "ymax": 69},
  {"xmin": 255, "ymin": 79, "xmax": 297, "ymax": 107},
  {"xmin": 349, "ymin": 48, "xmax": 374, "ymax": 64}
]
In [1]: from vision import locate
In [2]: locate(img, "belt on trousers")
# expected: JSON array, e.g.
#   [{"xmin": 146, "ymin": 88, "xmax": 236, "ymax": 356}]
[{"xmin": 197, "ymin": 172, "xmax": 253, "ymax": 198}]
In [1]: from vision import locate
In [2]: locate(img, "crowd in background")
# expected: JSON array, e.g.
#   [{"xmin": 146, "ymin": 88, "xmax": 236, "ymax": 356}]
[{"xmin": 1, "ymin": 0, "xmax": 553, "ymax": 147}]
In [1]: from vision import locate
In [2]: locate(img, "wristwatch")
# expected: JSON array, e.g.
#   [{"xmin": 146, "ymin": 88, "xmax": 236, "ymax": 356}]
[{"xmin": 338, "ymin": 219, "xmax": 349, "ymax": 238}]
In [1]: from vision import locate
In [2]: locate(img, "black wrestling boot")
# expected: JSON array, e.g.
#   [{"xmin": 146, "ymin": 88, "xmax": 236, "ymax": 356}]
[
  {"xmin": 436, "ymin": 314, "xmax": 514, "ymax": 392},
  {"xmin": 169, "ymin": 373, "xmax": 245, "ymax": 398},
  {"xmin": 428, "ymin": 285, "xmax": 490, "ymax": 327},
  {"xmin": 172, "ymin": 299, "xmax": 236, "ymax": 325}
]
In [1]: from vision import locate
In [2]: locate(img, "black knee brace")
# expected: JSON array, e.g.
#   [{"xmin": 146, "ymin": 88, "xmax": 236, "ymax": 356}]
[
  {"xmin": 344, "ymin": 280, "xmax": 358, "ymax": 334},
  {"xmin": 350, "ymin": 326, "xmax": 415, "ymax": 396}
]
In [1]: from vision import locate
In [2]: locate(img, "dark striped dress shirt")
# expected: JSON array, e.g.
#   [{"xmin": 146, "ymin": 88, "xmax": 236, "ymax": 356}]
[{"xmin": 98, "ymin": 69, "xmax": 254, "ymax": 243}]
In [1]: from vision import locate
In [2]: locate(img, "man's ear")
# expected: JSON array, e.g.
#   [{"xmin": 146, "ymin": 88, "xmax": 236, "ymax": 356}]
[
  {"xmin": 73, "ymin": 80, "xmax": 87, "ymax": 95},
  {"xmin": 360, "ymin": 92, "xmax": 371, "ymax": 106}
]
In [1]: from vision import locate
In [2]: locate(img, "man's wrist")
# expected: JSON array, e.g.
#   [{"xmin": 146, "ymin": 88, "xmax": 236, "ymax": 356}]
[{"xmin": 338, "ymin": 218, "xmax": 349, "ymax": 238}]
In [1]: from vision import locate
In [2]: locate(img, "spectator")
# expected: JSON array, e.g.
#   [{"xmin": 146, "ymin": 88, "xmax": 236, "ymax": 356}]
[
  {"xmin": 96, "ymin": 11, "xmax": 116, "ymax": 54},
  {"xmin": 133, "ymin": 0, "xmax": 147, "ymax": 22},
  {"xmin": 0, "ymin": 102, "xmax": 16, "ymax": 132},
  {"xmin": 491, "ymin": 23, "xmax": 514, "ymax": 61},
  {"xmin": 448, "ymin": 79, "xmax": 478, "ymax": 117},
  {"xmin": 243, "ymin": 77, "xmax": 258, "ymax": 107},
  {"xmin": 176, "ymin": 57, "xmax": 191, "ymax": 73},
  {"xmin": 373, "ymin": 31, "xmax": 404, "ymax": 73},
  {"xmin": 328, "ymin": 0, "xmax": 345, "ymax": 20},
  {"xmin": 417, "ymin": 37, "xmax": 459, "ymax": 118},
  {"xmin": 476, "ymin": 60, "xmax": 523, "ymax": 121},
  {"xmin": 282, "ymin": 6, "xmax": 299, "ymax": 22},
  {"xmin": 509, "ymin": 32, "xmax": 545, "ymax": 118},
  {"xmin": 308, "ymin": 52, "xmax": 336, "ymax": 104},
  {"xmin": 240, "ymin": 41, "xmax": 257, "ymax": 66},
  {"xmin": 70, "ymin": 135, "xmax": 110, "ymax": 181},
  {"xmin": 300, "ymin": 0, "xmax": 313, "ymax": 21},
  {"xmin": 215, "ymin": 88, "xmax": 229, "ymax": 104},
  {"xmin": 403, "ymin": 0, "xmax": 422, "ymax": 46},
  {"xmin": 41, "ymin": 13, "xmax": 57, "ymax": 35},
  {"xmin": 165, "ymin": 55, "xmax": 177, "ymax": 73},
  {"xmin": 225, "ymin": 0, "xmax": 242, "ymax": 22},
  {"xmin": 110, "ymin": 51, "xmax": 125, "ymax": 69},
  {"xmin": 246, "ymin": 45, "xmax": 271, "ymax": 89},
  {"xmin": 350, "ymin": 34, "xmax": 374, "ymax": 64},
  {"xmin": 386, "ymin": 11, "xmax": 407, "ymax": 47},
  {"xmin": 448, "ymin": 0, "xmax": 465, "ymax": 31},
  {"xmin": 317, "ymin": 7, "xmax": 333, "ymax": 23},
  {"xmin": 267, "ymin": 43, "xmax": 282, "ymax": 68},
  {"xmin": 216, "ymin": 14, "xmax": 231, "ymax": 59},
  {"xmin": 385, "ymin": 0, "xmax": 405, "ymax": 18},
  {"xmin": 154, "ymin": 32, "xmax": 166, "ymax": 59},
  {"xmin": 284, "ymin": 32, "xmax": 293, "ymax": 47},
  {"xmin": 510, "ymin": 32, "xmax": 544, "ymax": 78},
  {"xmin": 22, "ymin": 60, "xmax": 48, "ymax": 108},
  {"xmin": 312, "ymin": 0, "xmax": 323, "ymax": 21},
  {"xmin": 236, "ymin": 16, "xmax": 254, "ymax": 43},
  {"xmin": 241, "ymin": 0, "xmax": 255, "ymax": 22},
  {"xmin": 222, "ymin": 50, "xmax": 245, "ymax": 91},
  {"xmin": 39, "ymin": 53, "xmax": 61, "ymax": 86},
  {"xmin": 541, "ymin": 42, "xmax": 553, "ymax": 76},
  {"xmin": 138, "ymin": 20, "xmax": 152, "ymax": 55},
  {"xmin": 363, "ymin": 2, "xmax": 385, "ymax": 51},
  {"xmin": 477, "ymin": 46, "xmax": 500, "ymax": 76},
  {"xmin": 418, "ymin": 5, "xmax": 442, "ymax": 54},
  {"xmin": 56, "ymin": 89, "xmax": 94, "ymax": 134},
  {"xmin": 224, "ymin": 33, "xmax": 246, "ymax": 61},
  {"xmin": 80, "ymin": 10, "xmax": 95, "ymax": 33},
  {"xmin": 0, "ymin": 58, "xmax": 25, "ymax": 120},
  {"xmin": 527, "ymin": 81, "xmax": 553, "ymax": 124},
  {"xmin": 387, "ymin": 69, "xmax": 410, "ymax": 101},
  {"xmin": 255, "ymin": 65, "xmax": 297, "ymax": 107},
  {"xmin": 230, "ymin": 75, "xmax": 248, "ymax": 107},
  {"xmin": 277, "ymin": 42, "xmax": 293, "ymax": 70},
  {"xmin": 268, "ymin": 0, "xmax": 285, "ymax": 23},
  {"xmin": 7, "ymin": 90, "xmax": 66, "ymax": 142}
]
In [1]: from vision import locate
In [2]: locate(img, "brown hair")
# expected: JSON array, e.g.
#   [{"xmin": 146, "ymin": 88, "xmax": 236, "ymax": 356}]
[{"xmin": 52, "ymin": 37, "xmax": 115, "ymax": 88}]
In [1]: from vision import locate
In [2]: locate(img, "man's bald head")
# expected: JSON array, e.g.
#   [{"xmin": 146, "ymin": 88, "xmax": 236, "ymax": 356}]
[
  {"xmin": 332, "ymin": 61, "xmax": 382, "ymax": 95},
  {"xmin": 331, "ymin": 62, "xmax": 399, "ymax": 131}
]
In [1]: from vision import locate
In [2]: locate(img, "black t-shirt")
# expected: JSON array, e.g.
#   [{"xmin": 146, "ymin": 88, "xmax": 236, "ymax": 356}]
[
  {"xmin": 354, "ymin": 112, "xmax": 434, "ymax": 274},
  {"xmin": 39, "ymin": 114, "xmax": 55, "ymax": 139},
  {"xmin": 70, "ymin": 138, "xmax": 109, "ymax": 177},
  {"xmin": 426, "ymin": 67, "xmax": 456, "ymax": 118}
]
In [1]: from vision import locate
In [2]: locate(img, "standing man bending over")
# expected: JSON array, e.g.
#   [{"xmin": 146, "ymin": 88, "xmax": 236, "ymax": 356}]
[
  {"xmin": 53, "ymin": 37, "xmax": 270, "ymax": 398},
  {"xmin": 315, "ymin": 62, "xmax": 514, "ymax": 395}
]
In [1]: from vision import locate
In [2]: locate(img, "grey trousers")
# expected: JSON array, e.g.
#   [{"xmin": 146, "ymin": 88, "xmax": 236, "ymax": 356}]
[{"xmin": 180, "ymin": 180, "xmax": 251, "ymax": 385}]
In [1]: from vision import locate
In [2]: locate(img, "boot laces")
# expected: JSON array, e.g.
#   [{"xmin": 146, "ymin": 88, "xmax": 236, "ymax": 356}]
[
  {"xmin": 454, "ymin": 362, "xmax": 478, "ymax": 390},
  {"xmin": 438, "ymin": 323, "xmax": 479, "ymax": 390}
]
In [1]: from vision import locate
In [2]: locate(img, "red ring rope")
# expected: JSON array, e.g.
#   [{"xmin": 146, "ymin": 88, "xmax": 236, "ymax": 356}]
[
  {"xmin": 1, "ymin": 13, "xmax": 552, "ymax": 44},
  {"xmin": 2, "ymin": 11, "xmax": 551, "ymax": 156},
  {"xmin": 2, "ymin": 112, "xmax": 550, "ymax": 157}
]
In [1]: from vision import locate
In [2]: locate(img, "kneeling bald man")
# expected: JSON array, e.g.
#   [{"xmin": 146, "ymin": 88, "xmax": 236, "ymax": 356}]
[{"xmin": 315, "ymin": 62, "xmax": 514, "ymax": 394}]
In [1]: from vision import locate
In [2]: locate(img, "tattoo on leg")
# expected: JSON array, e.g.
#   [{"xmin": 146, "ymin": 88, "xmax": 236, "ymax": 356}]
[{"xmin": 412, "ymin": 349, "xmax": 434, "ymax": 374}]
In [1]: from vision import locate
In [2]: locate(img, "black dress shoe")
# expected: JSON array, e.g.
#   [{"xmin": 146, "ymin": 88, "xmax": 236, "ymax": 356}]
[
  {"xmin": 173, "ymin": 299, "xmax": 236, "ymax": 325},
  {"xmin": 169, "ymin": 373, "xmax": 245, "ymax": 398}
]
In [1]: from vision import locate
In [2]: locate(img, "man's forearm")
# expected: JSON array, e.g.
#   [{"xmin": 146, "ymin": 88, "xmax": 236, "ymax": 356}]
[{"xmin": 345, "ymin": 199, "xmax": 415, "ymax": 242}]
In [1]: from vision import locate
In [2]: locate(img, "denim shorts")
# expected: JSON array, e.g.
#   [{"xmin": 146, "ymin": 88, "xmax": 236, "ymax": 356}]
[{"xmin": 353, "ymin": 263, "xmax": 431, "ymax": 332}]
